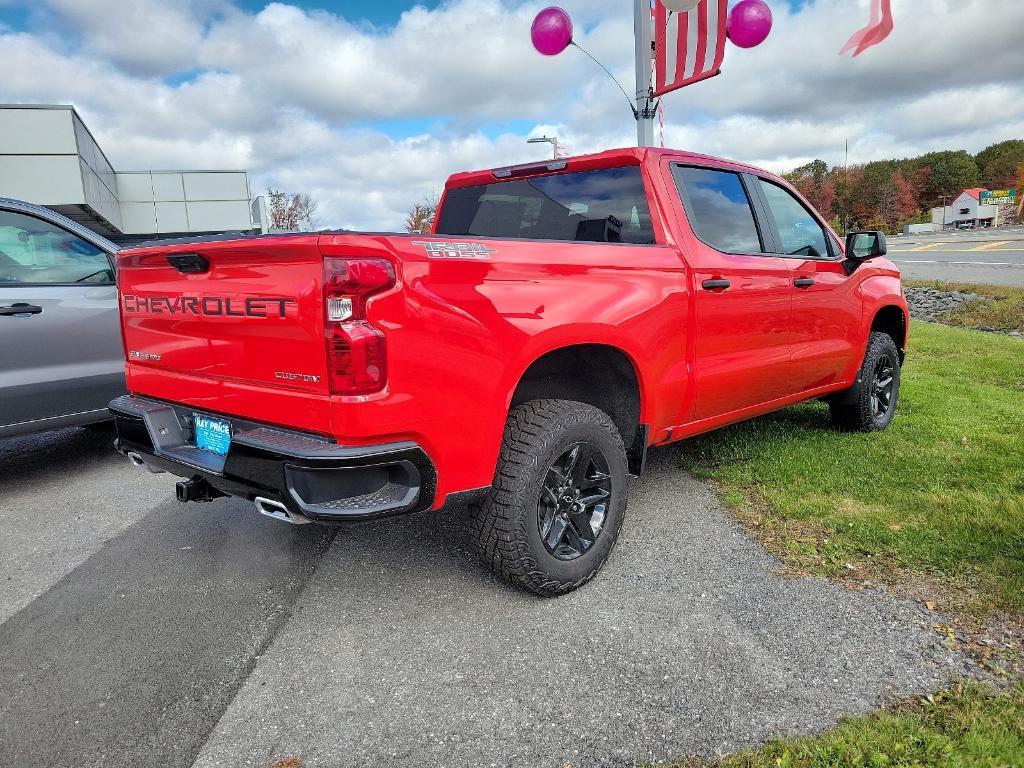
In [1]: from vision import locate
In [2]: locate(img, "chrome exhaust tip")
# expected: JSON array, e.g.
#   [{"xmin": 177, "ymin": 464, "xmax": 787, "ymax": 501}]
[
  {"xmin": 254, "ymin": 496, "xmax": 311, "ymax": 525},
  {"xmin": 126, "ymin": 451, "xmax": 163, "ymax": 474}
]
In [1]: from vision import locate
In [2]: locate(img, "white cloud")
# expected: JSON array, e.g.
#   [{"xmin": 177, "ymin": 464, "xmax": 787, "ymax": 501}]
[
  {"xmin": 42, "ymin": 0, "xmax": 221, "ymax": 76},
  {"xmin": 0, "ymin": 0, "xmax": 1022, "ymax": 230}
]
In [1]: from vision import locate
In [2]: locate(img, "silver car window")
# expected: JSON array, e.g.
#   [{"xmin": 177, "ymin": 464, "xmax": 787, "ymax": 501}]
[{"xmin": 0, "ymin": 210, "xmax": 113, "ymax": 285}]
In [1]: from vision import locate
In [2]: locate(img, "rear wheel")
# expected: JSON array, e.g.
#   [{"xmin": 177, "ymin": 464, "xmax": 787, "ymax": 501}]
[
  {"xmin": 469, "ymin": 399, "xmax": 628, "ymax": 597},
  {"xmin": 829, "ymin": 331, "xmax": 901, "ymax": 432}
]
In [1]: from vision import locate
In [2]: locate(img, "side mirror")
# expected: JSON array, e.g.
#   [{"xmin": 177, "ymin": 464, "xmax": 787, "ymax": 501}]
[{"xmin": 845, "ymin": 230, "xmax": 887, "ymax": 260}]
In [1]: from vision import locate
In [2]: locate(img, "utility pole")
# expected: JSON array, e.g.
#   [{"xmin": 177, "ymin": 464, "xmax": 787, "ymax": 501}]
[
  {"xmin": 633, "ymin": 0, "xmax": 655, "ymax": 147},
  {"xmin": 940, "ymin": 194, "xmax": 949, "ymax": 231},
  {"xmin": 843, "ymin": 139, "xmax": 850, "ymax": 235}
]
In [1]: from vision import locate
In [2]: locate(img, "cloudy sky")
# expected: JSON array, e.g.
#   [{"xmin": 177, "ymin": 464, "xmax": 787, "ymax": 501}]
[{"xmin": 1, "ymin": 0, "xmax": 1022, "ymax": 230}]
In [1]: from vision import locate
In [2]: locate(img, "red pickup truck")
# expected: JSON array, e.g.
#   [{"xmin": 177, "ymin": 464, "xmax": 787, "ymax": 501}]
[{"xmin": 110, "ymin": 147, "xmax": 907, "ymax": 596}]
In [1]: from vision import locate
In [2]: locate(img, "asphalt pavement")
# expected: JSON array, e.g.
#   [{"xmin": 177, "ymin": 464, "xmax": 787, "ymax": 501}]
[
  {"xmin": 0, "ymin": 424, "xmax": 967, "ymax": 768},
  {"xmin": 887, "ymin": 226, "xmax": 1024, "ymax": 286}
]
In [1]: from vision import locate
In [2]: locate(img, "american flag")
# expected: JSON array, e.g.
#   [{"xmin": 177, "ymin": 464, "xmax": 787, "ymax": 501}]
[{"xmin": 653, "ymin": 0, "xmax": 728, "ymax": 98}]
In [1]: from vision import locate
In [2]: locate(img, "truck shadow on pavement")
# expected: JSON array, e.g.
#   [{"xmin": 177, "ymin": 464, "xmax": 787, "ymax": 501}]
[
  {"xmin": 0, "ymin": 425, "xmax": 122, "ymax": 492},
  {"xmin": 0, "ymin": 442, "xmax": 968, "ymax": 768}
]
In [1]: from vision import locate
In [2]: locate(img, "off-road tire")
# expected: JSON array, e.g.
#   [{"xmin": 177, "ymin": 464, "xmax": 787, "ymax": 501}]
[
  {"xmin": 829, "ymin": 331, "xmax": 901, "ymax": 432},
  {"xmin": 469, "ymin": 399, "xmax": 628, "ymax": 597}
]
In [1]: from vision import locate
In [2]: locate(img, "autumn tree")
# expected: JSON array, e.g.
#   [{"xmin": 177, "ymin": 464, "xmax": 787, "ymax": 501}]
[
  {"xmin": 832, "ymin": 164, "xmax": 864, "ymax": 234},
  {"xmin": 405, "ymin": 195, "xmax": 438, "ymax": 233},
  {"xmin": 1018, "ymin": 164, "xmax": 1024, "ymax": 216},
  {"xmin": 267, "ymin": 189, "xmax": 319, "ymax": 231},
  {"xmin": 785, "ymin": 159, "xmax": 835, "ymax": 220},
  {"xmin": 890, "ymin": 171, "xmax": 920, "ymax": 230}
]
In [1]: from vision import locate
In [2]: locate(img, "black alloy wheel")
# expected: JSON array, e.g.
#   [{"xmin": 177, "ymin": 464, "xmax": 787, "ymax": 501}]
[
  {"xmin": 870, "ymin": 353, "xmax": 897, "ymax": 419},
  {"xmin": 469, "ymin": 399, "xmax": 629, "ymax": 596},
  {"xmin": 537, "ymin": 442, "xmax": 612, "ymax": 561}
]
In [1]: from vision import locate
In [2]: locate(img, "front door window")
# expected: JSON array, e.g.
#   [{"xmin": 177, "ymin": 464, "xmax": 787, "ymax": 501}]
[{"xmin": 756, "ymin": 180, "xmax": 831, "ymax": 259}]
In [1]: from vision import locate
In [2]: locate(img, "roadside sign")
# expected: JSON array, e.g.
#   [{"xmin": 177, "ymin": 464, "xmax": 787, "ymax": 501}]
[{"xmin": 981, "ymin": 189, "xmax": 1017, "ymax": 203}]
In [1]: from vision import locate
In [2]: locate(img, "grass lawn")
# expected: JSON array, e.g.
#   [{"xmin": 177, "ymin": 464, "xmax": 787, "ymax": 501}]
[
  {"xmin": 905, "ymin": 280, "xmax": 1024, "ymax": 334},
  {"xmin": 673, "ymin": 319, "xmax": 1023, "ymax": 767},
  {"xmin": 669, "ymin": 683, "xmax": 1024, "ymax": 768},
  {"xmin": 678, "ymin": 320, "xmax": 1024, "ymax": 618}
]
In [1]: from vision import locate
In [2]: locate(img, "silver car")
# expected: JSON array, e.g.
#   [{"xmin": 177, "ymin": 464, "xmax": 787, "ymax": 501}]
[{"xmin": 0, "ymin": 197, "xmax": 123, "ymax": 437}]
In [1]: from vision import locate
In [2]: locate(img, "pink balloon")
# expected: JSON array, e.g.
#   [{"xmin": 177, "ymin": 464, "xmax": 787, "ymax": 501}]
[
  {"xmin": 727, "ymin": 0, "xmax": 773, "ymax": 49},
  {"xmin": 531, "ymin": 6, "xmax": 573, "ymax": 56}
]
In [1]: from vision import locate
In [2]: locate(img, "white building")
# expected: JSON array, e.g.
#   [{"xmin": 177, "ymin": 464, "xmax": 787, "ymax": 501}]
[
  {"xmin": 931, "ymin": 188, "xmax": 1000, "ymax": 230},
  {"xmin": 0, "ymin": 104, "xmax": 262, "ymax": 243}
]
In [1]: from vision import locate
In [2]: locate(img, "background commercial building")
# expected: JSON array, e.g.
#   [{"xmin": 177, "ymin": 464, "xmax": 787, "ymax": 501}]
[
  {"xmin": 0, "ymin": 104, "xmax": 266, "ymax": 244},
  {"xmin": 930, "ymin": 187, "xmax": 1019, "ymax": 230}
]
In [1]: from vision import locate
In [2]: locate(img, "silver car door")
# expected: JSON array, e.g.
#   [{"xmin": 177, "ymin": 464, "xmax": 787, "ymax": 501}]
[{"xmin": 0, "ymin": 207, "xmax": 122, "ymax": 431}]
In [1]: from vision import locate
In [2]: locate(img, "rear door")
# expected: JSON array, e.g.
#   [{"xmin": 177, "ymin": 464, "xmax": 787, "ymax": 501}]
[
  {"xmin": 752, "ymin": 178, "xmax": 862, "ymax": 392},
  {"xmin": 0, "ymin": 207, "xmax": 121, "ymax": 431},
  {"xmin": 670, "ymin": 164, "xmax": 794, "ymax": 420}
]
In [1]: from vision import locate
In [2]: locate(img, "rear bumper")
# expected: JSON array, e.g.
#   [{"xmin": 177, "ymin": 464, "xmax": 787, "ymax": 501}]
[{"xmin": 109, "ymin": 395, "xmax": 436, "ymax": 522}]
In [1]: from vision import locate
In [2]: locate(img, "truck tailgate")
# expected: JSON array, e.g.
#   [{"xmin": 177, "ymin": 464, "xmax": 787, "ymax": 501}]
[{"xmin": 118, "ymin": 235, "xmax": 332, "ymax": 431}]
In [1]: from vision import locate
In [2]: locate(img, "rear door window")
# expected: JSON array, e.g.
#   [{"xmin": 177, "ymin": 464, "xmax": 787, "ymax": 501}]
[
  {"xmin": 0, "ymin": 210, "xmax": 112, "ymax": 284},
  {"xmin": 435, "ymin": 166, "xmax": 655, "ymax": 244},
  {"xmin": 672, "ymin": 166, "xmax": 764, "ymax": 254}
]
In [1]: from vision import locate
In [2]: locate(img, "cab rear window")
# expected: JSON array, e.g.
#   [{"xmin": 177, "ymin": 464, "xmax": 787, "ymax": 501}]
[{"xmin": 435, "ymin": 166, "xmax": 656, "ymax": 244}]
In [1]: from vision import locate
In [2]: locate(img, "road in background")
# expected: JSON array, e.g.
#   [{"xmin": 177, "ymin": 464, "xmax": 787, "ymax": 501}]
[{"xmin": 887, "ymin": 226, "xmax": 1024, "ymax": 286}]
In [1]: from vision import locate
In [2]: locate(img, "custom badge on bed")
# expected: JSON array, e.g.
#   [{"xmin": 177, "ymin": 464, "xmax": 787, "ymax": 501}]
[{"xmin": 193, "ymin": 414, "xmax": 232, "ymax": 456}]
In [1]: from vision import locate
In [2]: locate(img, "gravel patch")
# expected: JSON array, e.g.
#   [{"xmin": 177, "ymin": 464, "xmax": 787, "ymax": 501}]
[{"xmin": 191, "ymin": 445, "xmax": 967, "ymax": 768}]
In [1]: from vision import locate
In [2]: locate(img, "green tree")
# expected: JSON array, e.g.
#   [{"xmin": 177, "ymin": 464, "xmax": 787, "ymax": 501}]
[
  {"xmin": 852, "ymin": 161, "xmax": 898, "ymax": 225},
  {"xmin": 785, "ymin": 159, "xmax": 829, "ymax": 186},
  {"xmin": 913, "ymin": 151, "xmax": 981, "ymax": 204},
  {"xmin": 976, "ymin": 140, "xmax": 1024, "ymax": 189}
]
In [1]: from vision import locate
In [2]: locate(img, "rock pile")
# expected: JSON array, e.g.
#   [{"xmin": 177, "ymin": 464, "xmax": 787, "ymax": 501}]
[{"xmin": 904, "ymin": 286, "xmax": 983, "ymax": 323}]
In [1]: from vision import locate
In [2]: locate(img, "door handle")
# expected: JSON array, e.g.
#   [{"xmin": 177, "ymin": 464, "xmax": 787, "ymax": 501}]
[
  {"xmin": 794, "ymin": 278, "xmax": 815, "ymax": 288},
  {"xmin": 701, "ymin": 279, "xmax": 731, "ymax": 291},
  {"xmin": 0, "ymin": 303, "xmax": 43, "ymax": 316}
]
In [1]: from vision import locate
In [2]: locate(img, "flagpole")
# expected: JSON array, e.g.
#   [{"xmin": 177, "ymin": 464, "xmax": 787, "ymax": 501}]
[{"xmin": 634, "ymin": 0, "xmax": 655, "ymax": 147}]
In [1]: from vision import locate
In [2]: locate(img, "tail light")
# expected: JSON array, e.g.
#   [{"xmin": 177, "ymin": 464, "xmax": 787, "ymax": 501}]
[{"xmin": 323, "ymin": 257, "xmax": 395, "ymax": 394}]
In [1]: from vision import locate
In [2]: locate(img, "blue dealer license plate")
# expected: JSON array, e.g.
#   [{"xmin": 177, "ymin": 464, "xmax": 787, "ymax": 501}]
[{"xmin": 194, "ymin": 414, "xmax": 232, "ymax": 456}]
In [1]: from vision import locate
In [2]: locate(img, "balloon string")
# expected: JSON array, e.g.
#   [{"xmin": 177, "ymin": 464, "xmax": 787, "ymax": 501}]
[{"xmin": 569, "ymin": 40, "xmax": 640, "ymax": 119}]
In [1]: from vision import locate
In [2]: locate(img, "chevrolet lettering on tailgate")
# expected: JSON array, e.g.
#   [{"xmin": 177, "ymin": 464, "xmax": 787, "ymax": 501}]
[{"xmin": 121, "ymin": 295, "xmax": 296, "ymax": 318}]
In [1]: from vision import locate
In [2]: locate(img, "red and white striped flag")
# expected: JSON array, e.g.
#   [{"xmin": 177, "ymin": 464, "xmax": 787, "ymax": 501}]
[{"xmin": 653, "ymin": 0, "xmax": 728, "ymax": 98}]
